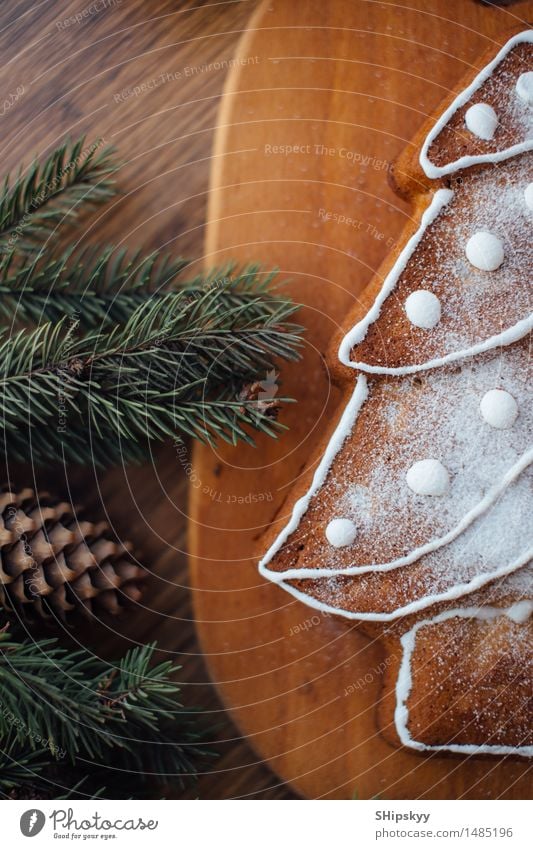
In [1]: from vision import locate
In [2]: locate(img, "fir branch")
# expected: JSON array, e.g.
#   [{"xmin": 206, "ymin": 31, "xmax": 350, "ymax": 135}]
[
  {"xmin": 0, "ymin": 631, "xmax": 209, "ymax": 795},
  {"xmin": 0, "ymin": 283, "xmax": 302, "ymax": 466},
  {"xmin": 0, "ymin": 136, "xmax": 117, "ymax": 255},
  {"xmin": 0, "ymin": 733, "xmax": 52, "ymax": 796},
  {"xmin": 0, "ymin": 733, "xmax": 106, "ymax": 799},
  {"xmin": 0, "ymin": 135, "xmax": 303, "ymax": 465},
  {"xmin": 0, "ymin": 245, "xmax": 188, "ymax": 327},
  {"xmin": 0, "ymin": 247, "xmax": 285, "ymax": 332}
]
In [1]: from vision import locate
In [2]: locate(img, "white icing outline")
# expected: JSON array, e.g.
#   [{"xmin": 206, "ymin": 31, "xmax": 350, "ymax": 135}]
[
  {"xmin": 395, "ymin": 605, "xmax": 533, "ymax": 757},
  {"xmin": 419, "ymin": 30, "xmax": 533, "ymax": 179},
  {"xmin": 337, "ymin": 187, "xmax": 533, "ymax": 375},
  {"xmin": 270, "ymin": 550, "xmax": 532, "ymax": 623},
  {"xmin": 348, "ymin": 317, "xmax": 533, "ymax": 376},
  {"xmin": 259, "ymin": 374, "xmax": 368, "ymax": 566},
  {"xmin": 338, "ymin": 188, "xmax": 453, "ymax": 368},
  {"xmin": 259, "ymin": 446, "xmax": 532, "ymax": 582}
]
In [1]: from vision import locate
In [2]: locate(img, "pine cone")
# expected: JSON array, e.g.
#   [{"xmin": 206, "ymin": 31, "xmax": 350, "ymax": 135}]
[{"xmin": 0, "ymin": 486, "xmax": 145, "ymax": 620}]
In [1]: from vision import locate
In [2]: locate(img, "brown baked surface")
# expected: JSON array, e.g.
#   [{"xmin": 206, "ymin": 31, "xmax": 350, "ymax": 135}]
[
  {"xmin": 406, "ymin": 615, "xmax": 531, "ymax": 749},
  {"xmin": 264, "ymin": 338, "xmax": 530, "ymax": 620},
  {"xmin": 259, "ymin": 29, "xmax": 532, "ymax": 755},
  {"xmin": 390, "ymin": 35, "xmax": 533, "ymax": 198},
  {"xmin": 350, "ymin": 157, "xmax": 530, "ymax": 371},
  {"xmin": 427, "ymin": 42, "xmax": 531, "ymax": 170},
  {"xmin": 378, "ymin": 584, "xmax": 532, "ymax": 752}
]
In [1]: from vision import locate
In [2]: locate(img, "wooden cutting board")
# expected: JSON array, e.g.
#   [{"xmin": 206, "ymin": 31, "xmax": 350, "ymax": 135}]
[{"xmin": 189, "ymin": 0, "xmax": 533, "ymax": 799}]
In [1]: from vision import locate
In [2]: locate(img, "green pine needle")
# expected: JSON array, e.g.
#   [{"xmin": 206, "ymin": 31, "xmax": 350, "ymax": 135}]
[
  {"xmin": 0, "ymin": 136, "xmax": 117, "ymax": 256},
  {"xmin": 0, "ymin": 279, "xmax": 302, "ymax": 465},
  {"xmin": 0, "ymin": 630, "xmax": 209, "ymax": 797},
  {"xmin": 0, "ymin": 135, "xmax": 305, "ymax": 799},
  {"xmin": 0, "ymin": 247, "xmax": 288, "ymax": 332},
  {"xmin": 0, "ymin": 136, "xmax": 303, "ymax": 465}
]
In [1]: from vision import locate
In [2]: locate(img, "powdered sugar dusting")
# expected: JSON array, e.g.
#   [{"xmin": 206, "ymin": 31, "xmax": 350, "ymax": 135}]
[
  {"xmin": 420, "ymin": 30, "xmax": 533, "ymax": 178},
  {"xmin": 345, "ymin": 157, "xmax": 532, "ymax": 373},
  {"xmin": 263, "ymin": 346, "xmax": 531, "ymax": 590},
  {"xmin": 342, "ymin": 351, "xmax": 531, "ymax": 562},
  {"xmin": 395, "ymin": 600, "xmax": 533, "ymax": 756}
]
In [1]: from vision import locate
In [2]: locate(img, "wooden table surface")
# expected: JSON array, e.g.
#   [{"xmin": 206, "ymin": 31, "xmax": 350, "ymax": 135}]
[{"xmin": 0, "ymin": 0, "xmax": 294, "ymax": 799}]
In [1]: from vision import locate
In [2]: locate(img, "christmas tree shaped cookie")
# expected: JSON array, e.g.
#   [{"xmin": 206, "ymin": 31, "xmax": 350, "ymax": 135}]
[{"xmin": 259, "ymin": 30, "xmax": 533, "ymax": 757}]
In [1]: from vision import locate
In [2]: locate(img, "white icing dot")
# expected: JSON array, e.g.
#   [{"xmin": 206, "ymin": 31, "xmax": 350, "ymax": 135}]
[
  {"xmin": 404, "ymin": 290, "xmax": 441, "ymax": 329},
  {"xmin": 516, "ymin": 71, "xmax": 533, "ymax": 105},
  {"xmin": 479, "ymin": 389, "xmax": 518, "ymax": 429},
  {"xmin": 465, "ymin": 231, "xmax": 504, "ymax": 271},
  {"xmin": 406, "ymin": 459, "xmax": 450, "ymax": 497},
  {"xmin": 524, "ymin": 182, "xmax": 533, "ymax": 211},
  {"xmin": 464, "ymin": 102, "xmax": 498, "ymax": 140},
  {"xmin": 325, "ymin": 517, "xmax": 357, "ymax": 548}
]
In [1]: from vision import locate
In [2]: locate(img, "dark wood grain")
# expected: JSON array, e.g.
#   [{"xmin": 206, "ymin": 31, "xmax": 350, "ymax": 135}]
[{"xmin": 0, "ymin": 0, "xmax": 294, "ymax": 799}]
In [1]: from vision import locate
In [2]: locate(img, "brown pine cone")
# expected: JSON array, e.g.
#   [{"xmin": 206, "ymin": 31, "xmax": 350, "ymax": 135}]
[{"xmin": 0, "ymin": 486, "xmax": 145, "ymax": 620}]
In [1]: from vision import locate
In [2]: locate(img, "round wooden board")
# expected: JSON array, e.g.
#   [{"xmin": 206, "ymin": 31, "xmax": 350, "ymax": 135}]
[{"xmin": 189, "ymin": 0, "xmax": 533, "ymax": 799}]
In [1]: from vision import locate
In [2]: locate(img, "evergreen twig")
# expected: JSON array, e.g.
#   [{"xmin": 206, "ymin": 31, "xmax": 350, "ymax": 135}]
[
  {"xmin": 0, "ymin": 733, "xmax": 52, "ymax": 796},
  {"xmin": 0, "ymin": 630, "xmax": 209, "ymax": 797},
  {"xmin": 0, "ymin": 136, "xmax": 117, "ymax": 255},
  {"xmin": 0, "ymin": 246, "xmax": 281, "ymax": 330},
  {"xmin": 0, "ymin": 137, "xmax": 303, "ymax": 464},
  {"xmin": 0, "ymin": 280, "xmax": 302, "ymax": 466}
]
